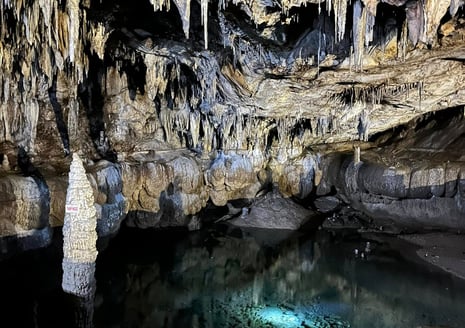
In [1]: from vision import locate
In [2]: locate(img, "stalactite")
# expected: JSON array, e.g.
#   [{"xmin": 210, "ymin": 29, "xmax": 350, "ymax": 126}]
[
  {"xmin": 405, "ymin": 0, "xmax": 424, "ymax": 46},
  {"xmin": 0, "ymin": 0, "xmax": 97, "ymax": 152},
  {"xmin": 159, "ymin": 109, "xmax": 173, "ymax": 143},
  {"xmin": 149, "ymin": 0, "xmax": 171, "ymax": 12},
  {"xmin": 173, "ymin": 0, "xmax": 191, "ymax": 39},
  {"xmin": 418, "ymin": 81, "xmax": 423, "ymax": 110},
  {"xmin": 398, "ymin": 19, "xmax": 408, "ymax": 60},
  {"xmin": 423, "ymin": 0, "xmax": 451, "ymax": 45},
  {"xmin": 317, "ymin": 116, "xmax": 328, "ymax": 136},
  {"xmin": 358, "ymin": 110, "xmax": 370, "ymax": 141},
  {"xmin": 365, "ymin": 11, "xmax": 375, "ymax": 47},
  {"xmin": 333, "ymin": 0, "xmax": 348, "ymax": 42},
  {"xmin": 352, "ymin": 0, "xmax": 366, "ymax": 71},
  {"xmin": 235, "ymin": 113, "xmax": 244, "ymax": 150},
  {"xmin": 201, "ymin": 0, "xmax": 209, "ymax": 49},
  {"xmin": 189, "ymin": 110, "xmax": 200, "ymax": 148},
  {"xmin": 89, "ymin": 22, "xmax": 109, "ymax": 60},
  {"xmin": 450, "ymin": 0, "xmax": 463, "ymax": 16},
  {"xmin": 66, "ymin": 0, "xmax": 80, "ymax": 64},
  {"xmin": 202, "ymin": 115, "xmax": 214, "ymax": 152}
]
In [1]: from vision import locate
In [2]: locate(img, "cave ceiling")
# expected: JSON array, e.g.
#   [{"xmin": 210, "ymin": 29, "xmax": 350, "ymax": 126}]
[{"xmin": 0, "ymin": 0, "xmax": 465, "ymax": 160}]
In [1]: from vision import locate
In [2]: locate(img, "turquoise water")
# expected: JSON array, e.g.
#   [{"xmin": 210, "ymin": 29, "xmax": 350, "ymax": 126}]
[
  {"xmin": 1, "ymin": 226, "xmax": 465, "ymax": 328},
  {"xmin": 94, "ymin": 227, "xmax": 465, "ymax": 328}
]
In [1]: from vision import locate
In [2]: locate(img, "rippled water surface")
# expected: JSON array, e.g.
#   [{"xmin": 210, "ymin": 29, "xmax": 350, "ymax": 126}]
[{"xmin": 1, "ymin": 226, "xmax": 465, "ymax": 328}]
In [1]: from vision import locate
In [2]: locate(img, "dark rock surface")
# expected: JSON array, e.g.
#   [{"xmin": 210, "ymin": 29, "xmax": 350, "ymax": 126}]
[
  {"xmin": 229, "ymin": 191, "xmax": 317, "ymax": 230},
  {"xmin": 309, "ymin": 110, "xmax": 465, "ymax": 231},
  {"xmin": 399, "ymin": 232, "xmax": 465, "ymax": 280},
  {"xmin": 1, "ymin": 0, "xmax": 465, "ymax": 256}
]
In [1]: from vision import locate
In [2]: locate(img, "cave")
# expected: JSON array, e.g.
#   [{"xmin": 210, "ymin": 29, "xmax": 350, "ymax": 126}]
[{"xmin": 1, "ymin": 0, "xmax": 465, "ymax": 326}]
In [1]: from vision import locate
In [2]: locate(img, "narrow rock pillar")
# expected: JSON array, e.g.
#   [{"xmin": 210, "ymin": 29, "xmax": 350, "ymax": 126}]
[
  {"xmin": 62, "ymin": 153, "xmax": 98, "ymax": 297},
  {"xmin": 354, "ymin": 146, "xmax": 361, "ymax": 164}
]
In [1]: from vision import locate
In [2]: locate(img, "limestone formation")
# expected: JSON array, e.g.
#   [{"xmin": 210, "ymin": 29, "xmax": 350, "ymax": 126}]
[
  {"xmin": 321, "ymin": 110, "xmax": 465, "ymax": 230},
  {"xmin": 1, "ymin": 0, "xmax": 465, "ymax": 247},
  {"xmin": 205, "ymin": 152, "xmax": 261, "ymax": 206},
  {"xmin": 229, "ymin": 190, "xmax": 317, "ymax": 229},
  {"xmin": 62, "ymin": 153, "xmax": 98, "ymax": 296}
]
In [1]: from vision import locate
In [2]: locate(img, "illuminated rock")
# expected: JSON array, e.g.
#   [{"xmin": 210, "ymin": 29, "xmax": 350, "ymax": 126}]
[{"xmin": 62, "ymin": 153, "xmax": 98, "ymax": 296}]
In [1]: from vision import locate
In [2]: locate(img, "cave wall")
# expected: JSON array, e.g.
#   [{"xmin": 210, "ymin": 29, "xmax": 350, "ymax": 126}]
[
  {"xmin": 1, "ymin": 0, "xmax": 465, "ymax": 249},
  {"xmin": 1, "ymin": 0, "xmax": 465, "ymax": 159}
]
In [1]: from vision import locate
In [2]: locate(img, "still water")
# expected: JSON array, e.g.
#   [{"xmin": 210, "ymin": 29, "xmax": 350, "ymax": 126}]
[{"xmin": 1, "ymin": 225, "xmax": 465, "ymax": 328}]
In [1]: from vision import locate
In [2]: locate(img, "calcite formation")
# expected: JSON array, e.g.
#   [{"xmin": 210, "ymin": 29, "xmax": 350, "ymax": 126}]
[
  {"xmin": 205, "ymin": 151, "xmax": 261, "ymax": 206},
  {"xmin": 0, "ymin": 0, "xmax": 465, "ymax": 248},
  {"xmin": 62, "ymin": 153, "xmax": 98, "ymax": 296}
]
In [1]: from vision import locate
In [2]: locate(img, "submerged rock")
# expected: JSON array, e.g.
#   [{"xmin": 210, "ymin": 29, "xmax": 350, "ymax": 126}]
[{"xmin": 399, "ymin": 232, "xmax": 465, "ymax": 280}]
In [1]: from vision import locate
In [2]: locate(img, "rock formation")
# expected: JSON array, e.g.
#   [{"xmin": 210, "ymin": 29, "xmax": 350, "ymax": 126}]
[
  {"xmin": 0, "ymin": 0, "xmax": 465, "ymax": 252},
  {"xmin": 229, "ymin": 190, "xmax": 316, "ymax": 229},
  {"xmin": 62, "ymin": 153, "xmax": 98, "ymax": 297}
]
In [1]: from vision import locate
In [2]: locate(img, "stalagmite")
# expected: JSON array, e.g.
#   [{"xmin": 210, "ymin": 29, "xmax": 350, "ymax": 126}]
[
  {"xmin": 62, "ymin": 153, "xmax": 98, "ymax": 297},
  {"xmin": 354, "ymin": 146, "xmax": 361, "ymax": 163},
  {"xmin": 1, "ymin": 155, "xmax": 10, "ymax": 171},
  {"xmin": 358, "ymin": 110, "xmax": 370, "ymax": 141}
]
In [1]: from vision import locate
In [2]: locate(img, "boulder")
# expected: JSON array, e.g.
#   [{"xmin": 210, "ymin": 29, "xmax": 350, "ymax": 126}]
[{"xmin": 229, "ymin": 191, "xmax": 316, "ymax": 230}]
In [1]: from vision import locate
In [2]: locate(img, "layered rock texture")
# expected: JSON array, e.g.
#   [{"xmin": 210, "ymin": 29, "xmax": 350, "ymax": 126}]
[
  {"xmin": 1, "ymin": 0, "xmax": 465, "ymax": 252},
  {"xmin": 62, "ymin": 153, "xmax": 98, "ymax": 296}
]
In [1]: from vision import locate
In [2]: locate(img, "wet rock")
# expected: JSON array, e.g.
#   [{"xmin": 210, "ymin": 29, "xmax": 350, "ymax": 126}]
[
  {"xmin": 123, "ymin": 154, "xmax": 208, "ymax": 228},
  {"xmin": 87, "ymin": 161, "xmax": 127, "ymax": 236},
  {"xmin": 206, "ymin": 152, "xmax": 260, "ymax": 206},
  {"xmin": 408, "ymin": 166, "xmax": 445, "ymax": 198},
  {"xmin": 187, "ymin": 216, "xmax": 201, "ymax": 231},
  {"xmin": 0, "ymin": 158, "xmax": 126, "ymax": 256},
  {"xmin": 0, "ymin": 227, "xmax": 52, "ymax": 260},
  {"xmin": 326, "ymin": 112, "xmax": 465, "ymax": 230},
  {"xmin": 0, "ymin": 175, "xmax": 48, "ymax": 234},
  {"xmin": 399, "ymin": 232, "xmax": 465, "ymax": 280},
  {"xmin": 276, "ymin": 154, "xmax": 317, "ymax": 199},
  {"xmin": 2, "ymin": 0, "xmax": 465, "ymax": 249},
  {"xmin": 313, "ymin": 196, "xmax": 342, "ymax": 213},
  {"xmin": 357, "ymin": 163, "xmax": 410, "ymax": 199},
  {"xmin": 229, "ymin": 191, "xmax": 316, "ymax": 230}
]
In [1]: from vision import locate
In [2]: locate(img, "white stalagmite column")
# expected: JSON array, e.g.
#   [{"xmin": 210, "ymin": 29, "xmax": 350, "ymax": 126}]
[
  {"xmin": 62, "ymin": 153, "xmax": 98, "ymax": 297},
  {"xmin": 354, "ymin": 145, "xmax": 361, "ymax": 164}
]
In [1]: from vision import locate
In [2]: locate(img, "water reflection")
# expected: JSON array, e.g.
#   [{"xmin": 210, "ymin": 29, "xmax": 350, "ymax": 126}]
[
  {"xmin": 0, "ymin": 227, "xmax": 464, "ymax": 327},
  {"xmin": 69, "ymin": 293, "xmax": 95, "ymax": 328},
  {"xmin": 94, "ymin": 227, "xmax": 465, "ymax": 328}
]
